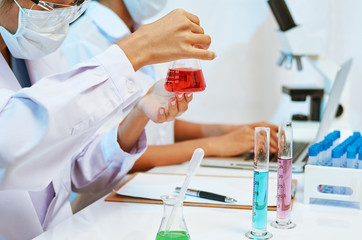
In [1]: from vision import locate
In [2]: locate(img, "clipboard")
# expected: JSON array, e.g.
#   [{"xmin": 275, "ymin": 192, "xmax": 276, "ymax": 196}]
[{"xmin": 105, "ymin": 172, "xmax": 297, "ymax": 211}]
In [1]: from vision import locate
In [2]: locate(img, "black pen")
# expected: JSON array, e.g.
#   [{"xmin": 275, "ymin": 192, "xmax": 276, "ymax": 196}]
[{"xmin": 175, "ymin": 187, "xmax": 237, "ymax": 203}]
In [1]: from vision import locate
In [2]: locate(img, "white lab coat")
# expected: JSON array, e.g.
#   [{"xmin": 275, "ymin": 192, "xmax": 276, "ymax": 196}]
[
  {"xmin": 25, "ymin": 1, "xmax": 175, "ymax": 214},
  {"xmin": 27, "ymin": 1, "xmax": 175, "ymax": 146},
  {"xmin": 0, "ymin": 44, "xmax": 147, "ymax": 239}
]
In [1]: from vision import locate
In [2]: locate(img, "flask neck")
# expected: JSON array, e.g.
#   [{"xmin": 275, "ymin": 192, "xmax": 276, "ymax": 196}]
[{"xmin": 156, "ymin": 195, "xmax": 190, "ymax": 238}]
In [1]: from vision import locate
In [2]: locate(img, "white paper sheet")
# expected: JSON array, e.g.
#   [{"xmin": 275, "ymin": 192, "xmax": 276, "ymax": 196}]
[{"xmin": 116, "ymin": 173, "xmax": 277, "ymax": 206}]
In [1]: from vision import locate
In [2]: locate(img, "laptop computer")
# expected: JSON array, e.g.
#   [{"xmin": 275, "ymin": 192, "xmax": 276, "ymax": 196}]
[{"xmin": 201, "ymin": 59, "xmax": 352, "ymax": 173}]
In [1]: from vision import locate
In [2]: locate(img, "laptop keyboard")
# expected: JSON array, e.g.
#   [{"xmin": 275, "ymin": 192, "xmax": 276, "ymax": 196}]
[
  {"xmin": 293, "ymin": 141, "xmax": 310, "ymax": 161},
  {"xmin": 240, "ymin": 141, "xmax": 310, "ymax": 163},
  {"xmin": 271, "ymin": 141, "xmax": 310, "ymax": 162}
]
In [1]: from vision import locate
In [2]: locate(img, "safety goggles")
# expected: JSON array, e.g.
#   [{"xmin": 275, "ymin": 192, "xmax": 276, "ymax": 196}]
[
  {"xmin": 31, "ymin": 0, "xmax": 86, "ymax": 10},
  {"xmin": 14, "ymin": 0, "xmax": 89, "ymax": 24}
]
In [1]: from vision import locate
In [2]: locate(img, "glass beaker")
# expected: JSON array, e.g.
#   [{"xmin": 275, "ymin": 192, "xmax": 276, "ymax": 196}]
[
  {"xmin": 245, "ymin": 127, "xmax": 273, "ymax": 239},
  {"xmin": 271, "ymin": 122, "xmax": 296, "ymax": 229},
  {"xmin": 155, "ymin": 195, "xmax": 190, "ymax": 240},
  {"xmin": 164, "ymin": 59, "xmax": 206, "ymax": 93}
]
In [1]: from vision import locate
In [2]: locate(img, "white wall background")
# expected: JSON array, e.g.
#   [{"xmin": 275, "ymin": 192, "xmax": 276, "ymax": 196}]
[{"xmin": 148, "ymin": 0, "xmax": 362, "ymax": 130}]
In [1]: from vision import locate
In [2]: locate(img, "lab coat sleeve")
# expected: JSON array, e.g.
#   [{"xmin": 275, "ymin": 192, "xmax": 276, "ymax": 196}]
[
  {"xmin": 0, "ymin": 44, "xmax": 142, "ymax": 191},
  {"xmin": 71, "ymin": 127, "xmax": 146, "ymax": 193},
  {"xmin": 63, "ymin": 40, "xmax": 101, "ymax": 69}
]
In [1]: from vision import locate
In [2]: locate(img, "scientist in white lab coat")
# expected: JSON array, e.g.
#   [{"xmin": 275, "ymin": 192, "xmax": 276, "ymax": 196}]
[
  {"xmin": 0, "ymin": 0, "xmax": 215, "ymax": 238},
  {"xmin": 27, "ymin": 0, "xmax": 279, "ymax": 211}
]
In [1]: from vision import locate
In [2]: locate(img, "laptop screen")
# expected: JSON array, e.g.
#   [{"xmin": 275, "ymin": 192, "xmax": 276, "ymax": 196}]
[
  {"xmin": 315, "ymin": 59, "xmax": 352, "ymax": 142},
  {"xmin": 201, "ymin": 59, "xmax": 352, "ymax": 173}
]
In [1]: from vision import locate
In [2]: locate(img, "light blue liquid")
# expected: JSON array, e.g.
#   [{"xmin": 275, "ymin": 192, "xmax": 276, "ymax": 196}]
[{"xmin": 252, "ymin": 170, "xmax": 269, "ymax": 230}]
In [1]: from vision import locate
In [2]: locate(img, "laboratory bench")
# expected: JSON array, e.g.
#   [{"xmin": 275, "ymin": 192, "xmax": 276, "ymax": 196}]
[{"xmin": 33, "ymin": 163, "xmax": 362, "ymax": 240}]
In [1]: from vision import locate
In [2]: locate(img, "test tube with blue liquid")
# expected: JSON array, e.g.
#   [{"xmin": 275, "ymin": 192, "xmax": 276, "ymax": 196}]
[
  {"xmin": 245, "ymin": 127, "xmax": 273, "ymax": 239},
  {"xmin": 271, "ymin": 122, "xmax": 296, "ymax": 229}
]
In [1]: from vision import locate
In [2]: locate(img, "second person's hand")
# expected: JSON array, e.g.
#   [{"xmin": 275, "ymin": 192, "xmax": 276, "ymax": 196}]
[
  {"xmin": 206, "ymin": 126, "xmax": 255, "ymax": 157},
  {"xmin": 248, "ymin": 121, "xmax": 278, "ymax": 153},
  {"xmin": 207, "ymin": 122, "xmax": 278, "ymax": 153}
]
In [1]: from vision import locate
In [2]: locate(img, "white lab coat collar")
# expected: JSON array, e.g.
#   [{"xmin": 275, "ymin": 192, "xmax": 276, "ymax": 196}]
[{"xmin": 86, "ymin": 1, "xmax": 131, "ymax": 43}]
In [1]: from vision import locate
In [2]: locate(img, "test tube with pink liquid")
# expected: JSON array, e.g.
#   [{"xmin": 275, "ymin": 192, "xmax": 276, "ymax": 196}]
[{"xmin": 271, "ymin": 122, "xmax": 296, "ymax": 229}]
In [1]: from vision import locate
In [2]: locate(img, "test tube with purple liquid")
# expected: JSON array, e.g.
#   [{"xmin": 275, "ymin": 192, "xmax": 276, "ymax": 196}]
[{"xmin": 271, "ymin": 122, "xmax": 296, "ymax": 229}]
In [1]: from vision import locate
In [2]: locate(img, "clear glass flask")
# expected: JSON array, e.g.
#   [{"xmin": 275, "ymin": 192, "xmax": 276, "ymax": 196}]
[
  {"xmin": 164, "ymin": 59, "xmax": 206, "ymax": 93},
  {"xmin": 271, "ymin": 122, "xmax": 296, "ymax": 229},
  {"xmin": 245, "ymin": 127, "xmax": 273, "ymax": 239},
  {"xmin": 155, "ymin": 195, "xmax": 190, "ymax": 240}
]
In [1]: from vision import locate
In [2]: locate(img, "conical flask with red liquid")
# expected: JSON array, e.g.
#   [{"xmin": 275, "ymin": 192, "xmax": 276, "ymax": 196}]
[{"xmin": 164, "ymin": 59, "xmax": 206, "ymax": 93}]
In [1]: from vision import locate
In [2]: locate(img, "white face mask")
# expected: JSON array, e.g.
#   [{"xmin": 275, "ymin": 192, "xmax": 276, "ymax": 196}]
[
  {"xmin": 123, "ymin": 0, "xmax": 167, "ymax": 23},
  {"xmin": 0, "ymin": 0, "xmax": 89, "ymax": 60}
]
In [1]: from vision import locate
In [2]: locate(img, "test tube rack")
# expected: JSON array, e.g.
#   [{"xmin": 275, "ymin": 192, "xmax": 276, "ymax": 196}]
[{"xmin": 304, "ymin": 164, "xmax": 362, "ymax": 208}]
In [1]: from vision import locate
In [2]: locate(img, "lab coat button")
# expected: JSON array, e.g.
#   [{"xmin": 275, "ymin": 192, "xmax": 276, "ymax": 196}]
[{"xmin": 126, "ymin": 80, "xmax": 135, "ymax": 92}]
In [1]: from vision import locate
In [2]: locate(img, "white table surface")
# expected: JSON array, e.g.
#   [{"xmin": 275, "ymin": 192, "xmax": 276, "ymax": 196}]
[{"xmin": 34, "ymin": 163, "xmax": 362, "ymax": 240}]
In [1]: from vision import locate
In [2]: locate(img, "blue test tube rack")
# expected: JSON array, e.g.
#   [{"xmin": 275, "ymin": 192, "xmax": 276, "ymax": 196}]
[{"xmin": 304, "ymin": 131, "xmax": 362, "ymax": 209}]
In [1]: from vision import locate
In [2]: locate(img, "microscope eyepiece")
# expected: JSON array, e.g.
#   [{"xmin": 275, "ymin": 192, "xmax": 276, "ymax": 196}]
[{"xmin": 268, "ymin": 0, "xmax": 296, "ymax": 31}]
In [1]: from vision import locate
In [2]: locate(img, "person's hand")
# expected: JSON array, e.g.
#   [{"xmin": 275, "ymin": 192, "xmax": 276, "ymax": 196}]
[
  {"xmin": 215, "ymin": 122, "xmax": 278, "ymax": 153},
  {"xmin": 135, "ymin": 79, "xmax": 193, "ymax": 123},
  {"xmin": 116, "ymin": 9, "xmax": 216, "ymax": 71},
  {"xmin": 207, "ymin": 126, "xmax": 255, "ymax": 157},
  {"xmin": 248, "ymin": 122, "xmax": 278, "ymax": 153}
]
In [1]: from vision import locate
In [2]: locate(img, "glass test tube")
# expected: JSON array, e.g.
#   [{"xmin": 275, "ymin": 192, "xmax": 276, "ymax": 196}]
[
  {"xmin": 271, "ymin": 122, "xmax": 296, "ymax": 229},
  {"xmin": 245, "ymin": 127, "xmax": 273, "ymax": 239}
]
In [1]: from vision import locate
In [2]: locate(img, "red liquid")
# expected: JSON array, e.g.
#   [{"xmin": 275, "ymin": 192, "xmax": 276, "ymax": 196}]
[{"xmin": 165, "ymin": 68, "xmax": 206, "ymax": 93}]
